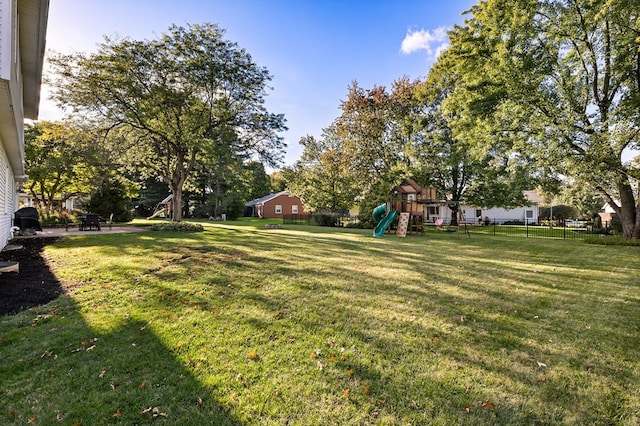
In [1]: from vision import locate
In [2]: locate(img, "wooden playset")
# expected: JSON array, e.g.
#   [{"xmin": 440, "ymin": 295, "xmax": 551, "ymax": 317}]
[{"xmin": 382, "ymin": 179, "xmax": 437, "ymax": 236}]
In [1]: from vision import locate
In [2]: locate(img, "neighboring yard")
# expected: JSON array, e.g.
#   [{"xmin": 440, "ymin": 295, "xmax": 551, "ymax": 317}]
[{"xmin": 1, "ymin": 220, "xmax": 639, "ymax": 425}]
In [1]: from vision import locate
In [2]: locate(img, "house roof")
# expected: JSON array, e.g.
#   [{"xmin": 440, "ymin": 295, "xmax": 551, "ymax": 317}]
[
  {"xmin": 245, "ymin": 191, "xmax": 292, "ymax": 207},
  {"xmin": 20, "ymin": 0, "xmax": 49, "ymax": 120},
  {"xmin": 523, "ymin": 190, "xmax": 542, "ymax": 204},
  {"xmin": 392, "ymin": 178, "xmax": 423, "ymax": 194}
]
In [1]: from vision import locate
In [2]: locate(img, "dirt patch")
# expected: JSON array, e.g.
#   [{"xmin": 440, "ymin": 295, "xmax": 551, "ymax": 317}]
[{"xmin": 0, "ymin": 237, "xmax": 63, "ymax": 316}]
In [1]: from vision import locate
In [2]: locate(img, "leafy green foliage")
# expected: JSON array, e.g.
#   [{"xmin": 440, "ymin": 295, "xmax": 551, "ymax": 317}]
[
  {"xmin": 284, "ymin": 128, "xmax": 359, "ymax": 212},
  {"xmin": 584, "ymin": 236, "xmax": 640, "ymax": 247},
  {"xmin": 86, "ymin": 175, "xmax": 136, "ymax": 222},
  {"xmin": 49, "ymin": 23, "xmax": 286, "ymax": 222},
  {"xmin": 149, "ymin": 222, "xmax": 204, "ymax": 232},
  {"xmin": 24, "ymin": 122, "xmax": 86, "ymax": 209},
  {"xmin": 444, "ymin": 0, "xmax": 640, "ymax": 238}
]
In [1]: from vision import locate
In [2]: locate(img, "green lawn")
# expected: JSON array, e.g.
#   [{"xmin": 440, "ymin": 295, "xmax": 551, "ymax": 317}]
[{"xmin": 1, "ymin": 220, "xmax": 639, "ymax": 425}]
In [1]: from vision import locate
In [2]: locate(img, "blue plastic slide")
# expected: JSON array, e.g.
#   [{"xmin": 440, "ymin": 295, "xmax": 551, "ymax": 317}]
[{"xmin": 372, "ymin": 203, "xmax": 398, "ymax": 238}]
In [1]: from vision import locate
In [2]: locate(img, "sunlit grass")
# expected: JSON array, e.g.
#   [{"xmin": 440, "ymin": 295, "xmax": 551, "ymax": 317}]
[{"xmin": 1, "ymin": 221, "xmax": 639, "ymax": 424}]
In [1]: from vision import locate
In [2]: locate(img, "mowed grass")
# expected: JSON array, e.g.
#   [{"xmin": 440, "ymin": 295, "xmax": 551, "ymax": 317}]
[{"xmin": 1, "ymin": 220, "xmax": 639, "ymax": 425}]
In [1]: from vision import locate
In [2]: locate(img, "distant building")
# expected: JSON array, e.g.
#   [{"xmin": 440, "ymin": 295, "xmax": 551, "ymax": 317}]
[
  {"xmin": 598, "ymin": 201, "xmax": 617, "ymax": 226},
  {"xmin": 430, "ymin": 190, "xmax": 543, "ymax": 224},
  {"xmin": 244, "ymin": 191, "xmax": 308, "ymax": 218},
  {"xmin": 0, "ymin": 0, "xmax": 49, "ymax": 246}
]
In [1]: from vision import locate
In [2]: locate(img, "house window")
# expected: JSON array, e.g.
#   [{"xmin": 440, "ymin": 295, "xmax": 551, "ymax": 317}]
[
  {"xmin": 407, "ymin": 194, "xmax": 415, "ymax": 201},
  {"xmin": 292, "ymin": 205, "xmax": 298, "ymax": 214},
  {"xmin": 526, "ymin": 210, "xmax": 533, "ymax": 219},
  {"xmin": 428, "ymin": 206, "xmax": 440, "ymax": 215},
  {"xmin": 475, "ymin": 209, "xmax": 482, "ymax": 218},
  {"xmin": 275, "ymin": 205, "xmax": 282, "ymax": 214}
]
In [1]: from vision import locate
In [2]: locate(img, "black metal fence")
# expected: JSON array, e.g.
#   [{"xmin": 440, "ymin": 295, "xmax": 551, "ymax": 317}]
[
  {"xmin": 426, "ymin": 219, "xmax": 614, "ymax": 240},
  {"xmin": 284, "ymin": 214, "xmax": 617, "ymax": 240}
]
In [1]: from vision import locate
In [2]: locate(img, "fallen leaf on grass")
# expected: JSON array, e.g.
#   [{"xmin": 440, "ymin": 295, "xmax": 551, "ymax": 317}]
[
  {"xmin": 139, "ymin": 381, "xmax": 148, "ymax": 389},
  {"xmin": 247, "ymin": 351, "xmax": 260, "ymax": 361},
  {"xmin": 482, "ymin": 400, "xmax": 495, "ymax": 409},
  {"xmin": 28, "ymin": 417, "xmax": 37, "ymax": 424},
  {"xmin": 465, "ymin": 405, "xmax": 472, "ymax": 413},
  {"xmin": 537, "ymin": 361, "xmax": 547, "ymax": 368},
  {"xmin": 141, "ymin": 406, "xmax": 167, "ymax": 417},
  {"xmin": 112, "ymin": 409, "xmax": 121, "ymax": 418},
  {"xmin": 99, "ymin": 370, "xmax": 106, "ymax": 378},
  {"xmin": 343, "ymin": 389, "xmax": 350, "ymax": 399}
]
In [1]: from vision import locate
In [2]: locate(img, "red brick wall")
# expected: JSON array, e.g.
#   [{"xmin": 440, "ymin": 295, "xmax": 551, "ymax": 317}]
[{"xmin": 262, "ymin": 194, "xmax": 307, "ymax": 218}]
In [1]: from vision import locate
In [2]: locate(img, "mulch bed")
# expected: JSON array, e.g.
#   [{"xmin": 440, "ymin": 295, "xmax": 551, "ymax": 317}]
[{"xmin": 0, "ymin": 237, "xmax": 63, "ymax": 316}]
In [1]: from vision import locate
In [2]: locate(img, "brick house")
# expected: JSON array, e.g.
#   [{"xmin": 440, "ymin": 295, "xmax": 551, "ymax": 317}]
[{"xmin": 244, "ymin": 191, "xmax": 308, "ymax": 218}]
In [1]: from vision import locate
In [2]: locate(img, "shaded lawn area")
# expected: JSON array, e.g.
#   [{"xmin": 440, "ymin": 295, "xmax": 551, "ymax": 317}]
[{"xmin": 0, "ymin": 221, "xmax": 639, "ymax": 425}]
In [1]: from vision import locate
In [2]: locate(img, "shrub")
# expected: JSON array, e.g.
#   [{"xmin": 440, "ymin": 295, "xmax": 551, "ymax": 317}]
[
  {"xmin": 584, "ymin": 236, "xmax": 640, "ymax": 247},
  {"xmin": 191, "ymin": 205, "xmax": 213, "ymax": 219},
  {"xmin": 37, "ymin": 209, "xmax": 79, "ymax": 226},
  {"xmin": 149, "ymin": 222, "xmax": 204, "ymax": 232},
  {"xmin": 312, "ymin": 213, "xmax": 340, "ymax": 227},
  {"xmin": 87, "ymin": 178, "xmax": 134, "ymax": 222}
]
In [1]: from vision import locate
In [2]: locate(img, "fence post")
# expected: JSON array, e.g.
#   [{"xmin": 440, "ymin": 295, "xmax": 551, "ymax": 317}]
[
  {"xmin": 526, "ymin": 218, "xmax": 529, "ymax": 238},
  {"xmin": 563, "ymin": 219, "xmax": 566, "ymax": 239},
  {"xmin": 493, "ymin": 220, "xmax": 496, "ymax": 236}
]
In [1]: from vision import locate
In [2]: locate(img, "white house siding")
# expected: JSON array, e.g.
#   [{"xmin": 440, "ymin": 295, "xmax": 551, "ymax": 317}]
[
  {"xmin": 425, "ymin": 191, "xmax": 542, "ymax": 225},
  {"xmin": 0, "ymin": 0, "xmax": 48, "ymax": 248},
  {"xmin": 430, "ymin": 205, "xmax": 539, "ymax": 224},
  {"xmin": 0, "ymin": 141, "xmax": 15, "ymax": 244}
]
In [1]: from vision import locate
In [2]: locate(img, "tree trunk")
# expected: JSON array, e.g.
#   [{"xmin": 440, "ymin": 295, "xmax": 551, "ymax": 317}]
[
  {"xmin": 602, "ymin": 180, "xmax": 638, "ymax": 239},
  {"xmin": 616, "ymin": 180, "xmax": 638, "ymax": 239},
  {"xmin": 169, "ymin": 183, "xmax": 183, "ymax": 222},
  {"xmin": 213, "ymin": 176, "xmax": 221, "ymax": 217}
]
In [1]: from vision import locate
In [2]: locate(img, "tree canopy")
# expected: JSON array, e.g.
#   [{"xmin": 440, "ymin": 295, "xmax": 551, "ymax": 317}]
[
  {"xmin": 443, "ymin": 0, "xmax": 640, "ymax": 238},
  {"xmin": 48, "ymin": 23, "xmax": 286, "ymax": 221}
]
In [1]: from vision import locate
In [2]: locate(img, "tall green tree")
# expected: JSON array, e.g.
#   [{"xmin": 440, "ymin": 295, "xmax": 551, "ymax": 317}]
[
  {"xmin": 416, "ymin": 50, "xmax": 531, "ymax": 225},
  {"xmin": 284, "ymin": 127, "xmax": 359, "ymax": 212},
  {"xmin": 445, "ymin": 0, "xmax": 640, "ymax": 238},
  {"xmin": 49, "ymin": 23, "xmax": 286, "ymax": 221},
  {"xmin": 334, "ymin": 78, "xmax": 429, "ymax": 217},
  {"xmin": 238, "ymin": 161, "xmax": 272, "ymax": 202},
  {"xmin": 25, "ymin": 121, "xmax": 87, "ymax": 209}
]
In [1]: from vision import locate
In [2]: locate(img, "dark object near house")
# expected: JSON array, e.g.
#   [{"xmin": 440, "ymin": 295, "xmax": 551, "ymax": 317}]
[
  {"xmin": 13, "ymin": 207, "xmax": 43, "ymax": 235},
  {"xmin": 79, "ymin": 214, "xmax": 101, "ymax": 231}
]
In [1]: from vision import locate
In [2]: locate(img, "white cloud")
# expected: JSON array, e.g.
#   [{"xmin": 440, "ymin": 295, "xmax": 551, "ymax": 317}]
[{"xmin": 400, "ymin": 27, "xmax": 449, "ymax": 58}]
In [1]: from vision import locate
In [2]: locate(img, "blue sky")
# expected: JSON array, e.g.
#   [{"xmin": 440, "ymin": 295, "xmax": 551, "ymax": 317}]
[{"xmin": 41, "ymin": 0, "xmax": 477, "ymax": 168}]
